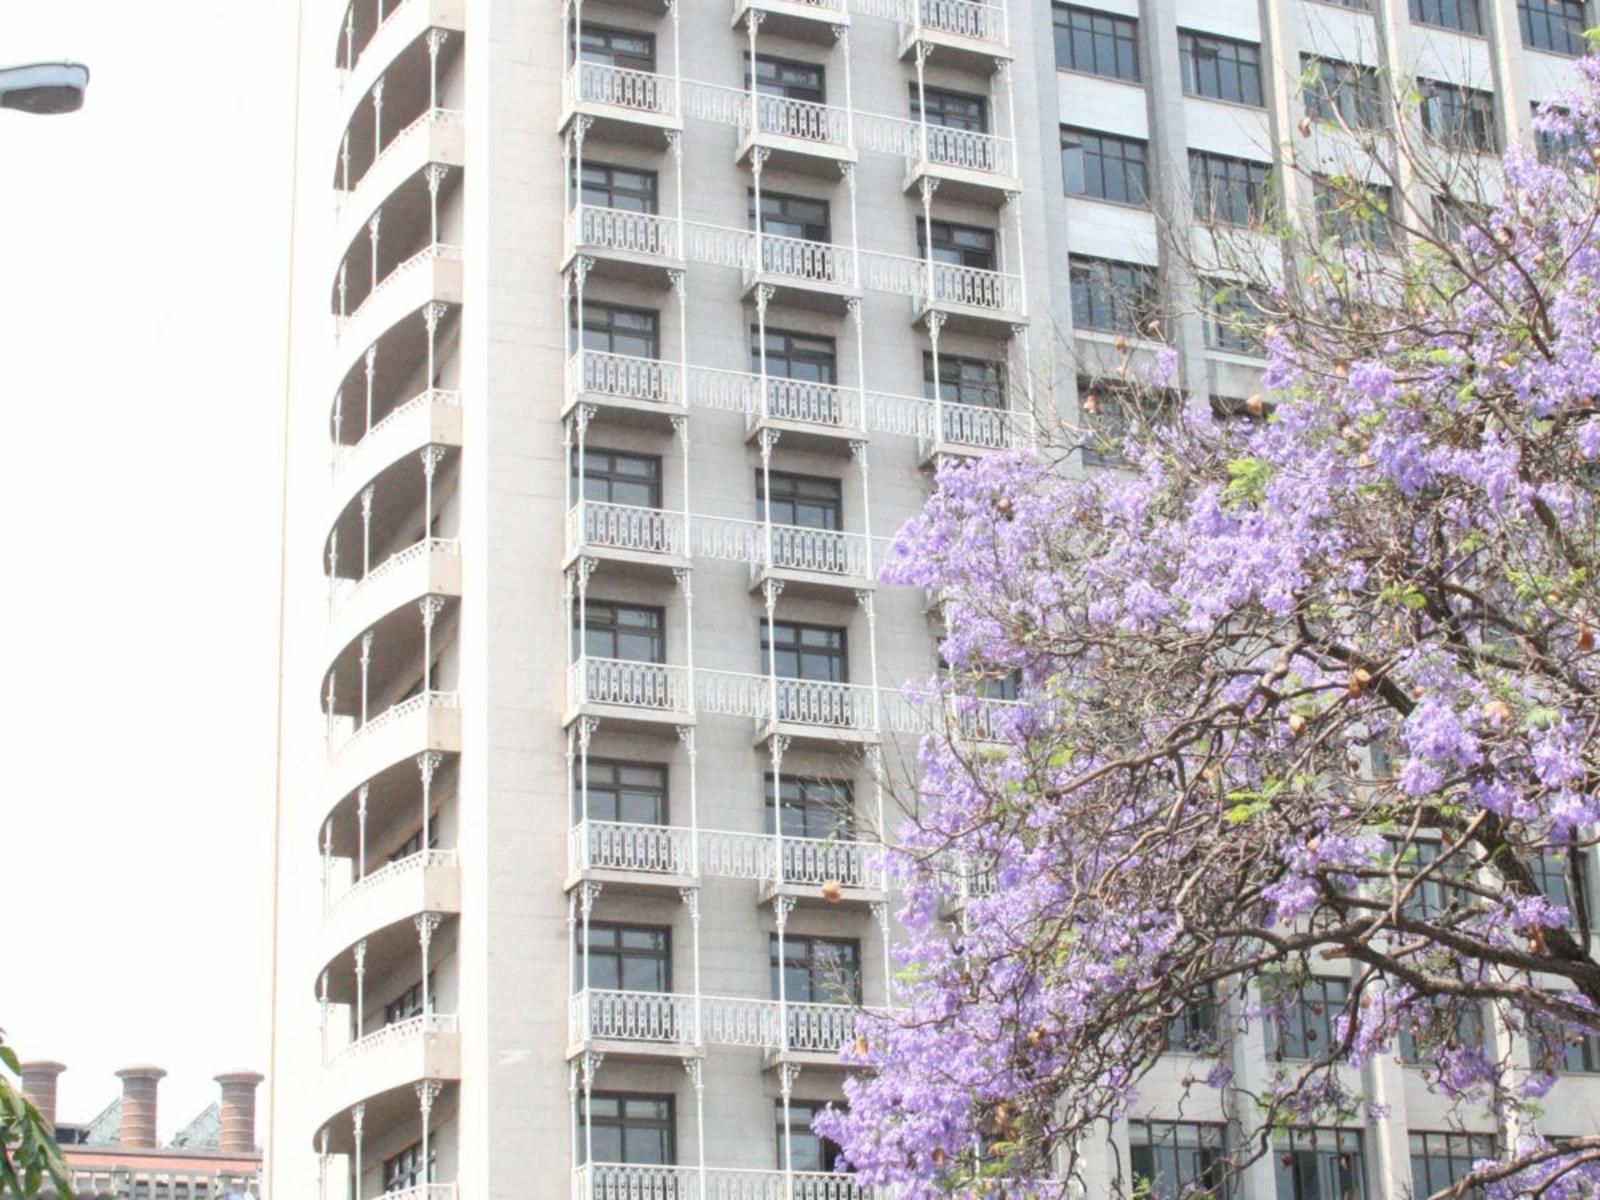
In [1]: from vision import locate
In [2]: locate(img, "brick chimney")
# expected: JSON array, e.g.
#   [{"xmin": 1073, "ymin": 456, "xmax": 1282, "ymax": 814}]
[
  {"xmin": 18, "ymin": 1061, "xmax": 65, "ymax": 1131},
  {"xmin": 213, "ymin": 1070, "xmax": 264, "ymax": 1153},
  {"xmin": 114, "ymin": 1065, "xmax": 167, "ymax": 1147}
]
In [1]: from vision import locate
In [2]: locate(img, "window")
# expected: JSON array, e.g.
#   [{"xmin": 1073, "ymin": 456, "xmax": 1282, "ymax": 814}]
[
  {"xmin": 746, "ymin": 53, "xmax": 826, "ymax": 101},
  {"xmin": 758, "ymin": 472, "xmax": 842, "ymax": 530},
  {"xmin": 1314, "ymin": 177, "xmax": 1395, "ymax": 250},
  {"xmin": 1410, "ymin": 1131, "xmax": 1495, "ymax": 1198},
  {"xmin": 762, "ymin": 621, "xmax": 848, "ymax": 682},
  {"xmin": 1078, "ymin": 378, "xmax": 1170, "ymax": 468},
  {"xmin": 1269, "ymin": 976, "xmax": 1351, "ymax": 1060},
  {"xmin": 1532, "ymin": 1012, "xmax": 1600, "ymax": 1073},
  {"xmin": 578, "ymin": 303, "xmax": 659, "ymax": 359},
  {"xmin": 919, "ymin": 220, "xmax": 997, "ymax": 270},
  {"xmin": 1534, "ymin": 104, "xmax": 1584, "ymax": 163},
  {"xmin": 576, "ymin": 25, "xmax": 655, "ymax": 71},
  {"xmin": 574, "ymin": 448, "xmax": 662, "ymax": 508},
  {"xmin": 575, "ymin": 162, "xmax": 657, "ymax": 213},
  {"xmin": 1179, "ymin": 31, "xmax": 1263, "ymax": 106},
  {"xmin": 585, "ymin": 1094, "xmax": 675, "ymax": 1165},
  {"xmin": 1420, "ymin": 80, "xmax": 1498, "ymax": 153},
  {"xmin": 582, "ymin": 922, "xmax": 671, "ymax": 992},
  {"xmin": 1302, "ymin": 56, "xmax": 1386, "ymax": 131},
  {"xmin": 1431, "ymin": 193, "xmax": 1490, "ymax": 242},
  {"xmin": 1061, "ymin": 127, "xmax": 1149, "ymax": 204},
  {"xmin": 579, "ymin": 602, "xmax": 664, "ymax": 663},
  {"xmin": 383, "ymin": 975, "xmax": 435, "ymax": 1026},
  {"xmin": 924, "ymin": 353, "xmax": 1006, "ymax": 409},
  {"xmin": 383, "ymin": 1141, "xmax": 436, "ymax": 1192},
  {"xmin": 1164, "ymin": 990, "xmax": 1220, "ymax": 1053},
  {"xmin": 1519, "ymin": 0, "xmax": 1586, "ymax": 54},
  {"xmin": 1128, "ymin": 1120, "xmax": 1228, "ymax": 1198},
  {"xmin": 1274, "ymin": 1129, "xmax": 1367, "ymax": 1200},
  {"xmin": 1069, "ymin": 255, "xmax": 1160, "ymax": 334},
  {"xmin": 1189, "ymin": 150, "xmax": 1271, "ymax": 226},
  {"xmin": 911, "ymin": 85, "xmax": 987, "ymax": 131},
  {"xmin": 1399, "ymin": 1002, "xmax": 1485, "ymax": 1064},
  {"xmin": 1052, "ymin": 5, "xmax": 1140, "ymax": 81},
  {"xmin": 771, "ymin": 934, "xmax": 862, "ymax": 1003},
  {"xmin": 1410, "ymin": 0, "xmax": 1483, "ymax": 33},
  {"xmin": 1390, "ymin": 838, "xmax": 1469, "ymax": 921},
  {"xmin": 766, "ymin": 775, "xmax": 855, "ymax": 840},
  {"xmin": 753, "ymin": 328, "xmax": 837, "ymax": 384},
  {"xmin": 750, "ymin": 191, "xmax": 831, "ymax": 242},
  {"xmin": 1529, "ymin": 847, "xmax": 1590, "ymax": 929},
  {"xmin": 579, "ymin": 760, "xmax": 668, "ymax": 824},
  {"xmin": 781, "ymin": 1101, "xmax": 845, "ymax": 1171},
  {"xmin": 1202, "ymin": 280, "xmax": 1264, "ymax": 356}
]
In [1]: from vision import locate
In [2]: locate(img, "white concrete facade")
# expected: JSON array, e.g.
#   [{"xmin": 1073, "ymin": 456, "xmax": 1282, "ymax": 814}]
[{"xmin": 270, "ymin": 0, "xmax": 1600, "ymax": 1197}]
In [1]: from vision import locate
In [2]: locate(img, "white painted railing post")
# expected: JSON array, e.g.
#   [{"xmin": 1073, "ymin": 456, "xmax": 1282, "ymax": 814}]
[
  {"xmin": 353, "ymin": 939, "xmax": 368, "ymax": 1040},
  {"xmin": 419, "ymin": 749, "xmax": 440, "ymax": 862},
  {"xmin": 417, "ymin": 1079, "xmax": 441, "ymax": 1191},
  {"xmin": 357, "ymin": 782, "xmax": 369, "ymax": 881},
  {"xmin": 319, "ymin": 970, "xmax": 331, "ymax": 1067},
  {"xmin": 364, "ymin": 343, "xmax": 378, "ymax": 434},
  {"xmin": 359, "ymin": 629, "xmax": 373, "ymax": 727},
  {"xmin": 417, "ymin": 911, "xmax": 440, "ymax": 1018}
]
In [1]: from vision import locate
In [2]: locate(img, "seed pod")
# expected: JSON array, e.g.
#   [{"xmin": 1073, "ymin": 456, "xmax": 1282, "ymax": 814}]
[
  {"xmin": 1298, "ymin": 114, "xmax": 1313, "ymax": 137},
  {"xmin": 1578, "ymin": 615, "xmax": 1594, "ymax": 652},
  {"xmin": 1082, "ymin": 393, "xmax": 1100, "ymax": 415},
  {"xmin": 822, "ymin": 879, "xmax": 844, "ymax": 903},
  {"xmin": 854, "ymin": 1034, "xmax": 870, "ymax": 1056},
  {"xmin": 1483, "ymin": 699, "xmax": 1511, "ymax": 724},
  {"xmin": 996, "ymin": 496, "xmax": 1014, "ymax": 517},
  {"xmin": 1288, "ymin": 713, "xmax": 1309, "ymax": 737},
  {"xmin": 1246, "ymin": 394, "xmax": 1266, "ymax": 418},
  {"xmin": 1114, "ymin": 334, "xmax": 1129, "ymax": 354},
  {"xmin": 932, "ymin": 1148, "xmax": 947, "ymax": 1168},
  {"xmin": 1348, "ymin": 667, "xmax": 1372, "ymax": 698}
]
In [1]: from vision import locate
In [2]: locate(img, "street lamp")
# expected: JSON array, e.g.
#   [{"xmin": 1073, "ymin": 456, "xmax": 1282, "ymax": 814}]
[{"xmin": 0, "ymin": 62, "xmax": 89, "ymax": 115}]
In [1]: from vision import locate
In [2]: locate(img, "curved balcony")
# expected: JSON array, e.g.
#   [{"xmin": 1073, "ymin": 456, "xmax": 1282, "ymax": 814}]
[
  {"xmin": 339, "ymin": 109, "xmax": 464, "ymax": 254},
  {"xmin": 323, "ymin": 595, "xmax": 459, "ymax": 730},
  {"xmin": 323, "ymin": 741, "xmax": 458, "ymax": 861},
  {"xmin": 575, "ymin": 1164, "xmax": 867, "ymax": 1200},
  {"xmin": 565, "ymin": 500, "xmax": 690, "ymax": 575},
  {"xmin": 564, "ymin": 205, "xmax": 683, "ymax": 282},
  {"xmin": 733, "ymin": 0, "xmax": 848, "ymax": 41},
  {"xmin": 325, "ymin": 441, "xmax": 461, "ymax": 593},
  {"xmin": 331, "ymin": 300, "xmax": 460, "ymax": 451},
  {"xmin": 327, "ymin": 692, "xmax": 461, "ymax": 813},
  {"xmin": 896, "ymin": 0, "xmax": 1012, "ymax": 71},
  {"xmin": 743, "ymin": 234, "xmax": 860, "ymax": 313},
  {"xmin": 316, "ymin": 1015, "xmax": 460, "ymax": 1151},
  {"xmin": 334, "ymin": 386, "xmax": 462, "ymax": 501},
  {"xmin": 322, "ymin": 849, "xmax": 461, "ymax": 980},
  {"xmin": 338, "ymin": 244, "xmax": 463, "ymax": 352},
  {"xmin": 336, "ymin": 25, "xmax": 463, "ymax": 194},
  {"xmin": 565, "ymin": 657, "xmax": 695, "ymax": 731},
  {"xmin": 336, "ymin": 165, "xmax": 463, "ymax": 322},
  {"xmin": 560, "ymin": 62, "xmax": 680, "ymax": 142},
  {"xmin": 338, "ymin": 1, "xmax": 465, "ymax": 141},
  {"xmin": 917, "ymin": 399, "xmax": 1034, "ymax": 463},
  {"xmin": 902, "ymin": 124, "xmax": 1020, "ymax": 204},
  {"xmin": 743, "ymin": 377, "xmax": 867, "ymax": 451},
  {"xmin": 329, "ymin": 538, "xmax": 462, "ymax": 666},
  {"xmin": 564, "ymin": 349, "xmax": 687, "ymax": 427}
]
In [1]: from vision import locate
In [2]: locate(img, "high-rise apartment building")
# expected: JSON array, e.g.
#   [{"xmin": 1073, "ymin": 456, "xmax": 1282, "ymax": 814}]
[{"xmin": 270, "ymin": 0, "xmax": 1597, "ymax": 1196}]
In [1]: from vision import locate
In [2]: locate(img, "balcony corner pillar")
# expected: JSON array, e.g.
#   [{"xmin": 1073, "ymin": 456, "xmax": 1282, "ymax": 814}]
[
  {"xmin": 363, "ymin": 343, "xmax": 377, "ymax": 433},
  {"xmin": 356, "ymin": 782, "xmax": 369, "ymax": 881},
  {"xmin": 417, "ymin": 750, "xmax": 442, "ymax": 859},
  {"xmin": 359, "ymin": 629, "xmax": 374, "ymax": 727},
  {"xmin": 353, "ymin": 938, "xmax": 368, "ymax": 1040},
  {"xmin": 416, "ymin": 1079, "xmax": 443, "ymax": 1191},
  {"xmin": 360, "ymin": 484, "xmax": 375, "ymax": 578},
  {"xmin": 351, "ymin": 1101, "xmax": 366, "ymax": 1200}
]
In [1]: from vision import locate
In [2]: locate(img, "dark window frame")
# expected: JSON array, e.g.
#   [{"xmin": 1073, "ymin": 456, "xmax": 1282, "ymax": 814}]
[
  {"xmin": 1519, "ymin": 0, "xmax": 1587, "ymax": 54},
  {"xmin": 752, "ymin": 327, "xmax": 838, "ymax": 384},
  {"xmin": 1178, "ymin": 29, "xmax": 1264, "ymax": 106},
  {"xmin": 765, "ymin": 774, "xmax": 856, "ymax": 840},
  {"xmin": 1128, "ymin": 1120, "xmax": 1229, "ymax": 1199},
  {"xmin": 1268, "ymin": 976, "xmax": 1352, "ymax": 1061},
  {"xmin": 576, "ymin": 302, "xmax": 660, "ymax": 359},
  {"xmin": 1273, "ymin": 1128, "xmax": 1368, "ymax": 1200},
  {"xmin": 770, "ymin": 933, "xmax": 863, "ymax": 1004},
  {"xmin": 1409, "ymin": 1131, "xmax": 1497, "ymax": 1199},
  {"xmin": 584, "ymin": 1093, "xmax": 677, "ymax": 1166},
  {"xmin": 580, "ymin": 921, "xmax": 673, "ymax": 994},
  {"xmin": 749, "ymin": 190, "xmax": 832, "ymax": 243},
  {"xmin": 923, "ymin": 352, "xmax": 1007, "ymax": 409},
  {"xmin": 1302, "ymin": 55, "xmax": 1387, "ymax": 131},
  {"xmin": 745, "ymin": 52, "xmax": 827, "ymax": 101},
  {"xmin": 762, "ymin": 619, "xmax": 849, "ymax": 683},
  {"xmin": 575, "ymin": 160, "xmax": 659, "ymax": 213},
  {"xmin": 780, "ymin": 1100, "xmax": 846, "ymax": 1172},
  {"xmin": 918, "ymin": 219, "xmax": 997, "ymax": 270},
  {"xmin": 1188, "ymin": 149, "xmax": 1271, "ymax": 226},
  {"xmin": 1410, "ymin": 0, "xmax": 1485, "ymax": 33},
  {"xmin": 1419, "ymin": 78, "xmax": 1499, "ymax": 153},
  {"xmin": 383, "ymin": 1139, "xmax": 437, "ymax": 1192},
  {"xmin": 1068, "ymin": 254, "xmax": 1160, "ymax": 335},
  {"xmin": 1061, "ymin": 126, "xmax": 1150, "ymax": 205},
  {"xmin": 1314, "ymin": 176, "xmax": 1396, "ymax": 251},
  {"xmin": 575, "ymin": 24, "xmax": 656, "ymax": 72},
  {"xmin": 574, "ymin": 447, "xmax": 664, "ymax": 509},
  {"xmin": 1052, "ymin": 4, "xmax": 1141, "ymax": 81},
  {"xmin": 578, "ymin": 758, "xmax": 670, "ymax": 824},
  {"xmin": 757, "ymin": 471, "xmax": 844, "ymax": 531},
  {"xmin": 910, "ymin": 84, "xmax": 988, "ymax": 131},
  {"xmin": 579, "ymin": 601, "xmax": 666, "ymax": 664}
]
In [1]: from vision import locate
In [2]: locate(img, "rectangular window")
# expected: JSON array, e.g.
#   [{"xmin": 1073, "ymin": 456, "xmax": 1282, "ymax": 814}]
[
  {"xmin": 1269, "ymin": 976, "xmax": 1351, "ymax": 1060},
  {"xmin": 749, "ymin": 191, "xmax": 831, "ymax": 243},
  {"xmin": 910, "ymin": 85, "xmax": 988, "ymax": 131},
  {"xmin": 1052, "ymin": 4, "xmax": 1141, "ymax": 81},
  {"xmin": 1399, "ymin": 1002, "xmax": 1485, "ymax": 1064},
  {"xmin": 758, "ymin": 472, "xmax": 843, "ymax": 530},
  {"xmin": 1534, "ymin": 103, "xmax": 1584, "ymax": 163},
  {"xmin": 1533, "ymin": 1013, "xmax": 1600, "ymax": 1073},
  {"xmin": 1128, "ymin": 1120, "xmax": 1228, "ymax": 1198},
  {"xmin": 780, "ymin": 1101, "xmax": 845, "ymax": 1171},
  {"xmin": 1164, "ymin": 990, "xmax": 1220, "ymax": 1053},
  {"xmin": 576, "ymin": 25, "xmax": 656, "ymax": 71},
  {"xmin": 1420, "ymin": 79, "xmax": 1498, "ymax": 153},
  {"xmin": 1519, "ymin": 0, "xmax": 1587, "ymax": 53},
  {"xmin": 382, "ymin": 975, "xmax": 435, "ymax": 1026},
  {"xmin": 746, "ymin": 53, "xmax": 826, "ymax": 101},
  {"xmin": 578, "ymin": 303, "xmax": 659, "ymax": 359},
  {"xmin": 581, "ymin": 922, "xmax": 671, "ymax": 992},
  {"xmin": 1314, "ymin": 177, "xmax": 1395, "ymax": 250},
  {"xmin": 574, "ymin": 448, "xmax": 662, "ymax": 508},
  {"xmin": 1409, "ymin": 1130, "xmax": 1496, "ymax": 1198},
  {"xmin": 1179, "ymin": 30, "xmax": 1263, "ymax": 106},
  {"xmin": 752, "ymin": 327, "xmax": 837, "ymax": 384},
  {"xmin": 918, "ymin": 220, "xmax": 997, "ymax": 270},
  {"xmin": 1274, "ymin": 1129, "xmax": 1367, "ymax": 1200},
  {"xmin": 762, "ymin": 621, "xmax": 848, "ymax": 682},
  {"xmin": 1079, "ymin": 378, "xmax": 1171, "ymax": 468},
  {"xmin": 1202, "ymin": 279, "xmax": 1264, "ymax": 356},
  {"xmin": 579, "ymin": 759, "xmax": 668, "ymax": 824},
  {"xmin": 579, "ymin": 602, "xmax": 664, "ymax": 663},
  {"xmin": 1389, "ymin": 837, "xmax": 1468, "ymax": 922},
  {"xmin": 1302, "ymin": 55, "xmax": 1386, "ymax": 131},
  {"xmin": 575, "ymin": 162, "xmax": 657, "ymax": 213},
  {"xmin": 1068, "ymin": 255, "xmax": 1160, "ymax": 335},
  {"xmin": 1410, "ymin": 0, "xmax": 1484, "ymax": 33},
  {"xmin": 1062, "ymin": 127, "xmax": 1149, "ymax": 204},
  {"xmin": 1531, "ymin": 847, "xmax": 1591, "ymax": 929},
  {"xmin": 585, "ymin": 1094, "xmax": 675, "ymax": 1165},
  {"xmin": 383, "ymin": 1140, "xmax": 436, "ymax": 1192},
  {"xmin": 766, "ymin": 775, "xmax": 855, "ymax": 840},
  {"xmin": 923, "ymin": 353, "xmax": 1006, "ymax": 409},
  {"xmin": 1189, "ymin": 150, "xmax": 1271, "ymax": 226},
  {"xmin": 771, "ymin": 934, "xmax": 862, "ymax": 1003}
]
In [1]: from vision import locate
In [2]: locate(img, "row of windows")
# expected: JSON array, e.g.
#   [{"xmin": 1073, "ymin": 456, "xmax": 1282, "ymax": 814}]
[
  {"xmin": 579, "ymin": 1094, "xmax": 845, "ymax": 1172},
  {"xmin": 578, "ymin": 758, "xmax": 857, "ymax": 841},
  {"xmin": 580, "ymin": 923, "xmax": 862, "ymax": 1005}
]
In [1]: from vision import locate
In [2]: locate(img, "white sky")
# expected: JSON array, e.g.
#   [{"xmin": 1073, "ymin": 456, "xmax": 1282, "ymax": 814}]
[{"xmin": 3, "ymin": 3, "xmax": 297, "ymax": 1136}]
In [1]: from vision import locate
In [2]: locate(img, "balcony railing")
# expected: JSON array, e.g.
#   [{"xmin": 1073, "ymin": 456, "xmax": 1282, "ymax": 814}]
[
  {"xmin": 575, "ymin": 1164, "xmax": 871, "ymax": 1200},
  {"xmin": 568, "ymin": 990, "xmax": 861, "ymax": 1055},
  {"xmin": 326, "ymin": 1012, "xmax": 458, "ymax": 1070},
  {"xmin": 328, "ymin": 847, "xmax": 458, "ymax": 917},
  {"xmin": 920, "ymin": 124, "xmax": 1014, "ymax": 177},
  {"xmin": 571, "ymin": 349, "xmax": 682, "ymax": 407},
  {"xmin": 572, "ymin": 988, "xmax": 696, "ymax": 1046},
  {"xmin": 770, "ymin": 677, "xmax": 876, "ymax": 731},
  {"xmin": 752, "ymin": 93, "xmax": 851, "ymax": 148},
  {"xmin": 778, "ymin": 835, "xmax": 881, "ymax": 889},
  {"xmin": 333, "ymin": 386, "xmax": 460, "ymax": 478},
  {"xmin": 381, "ymin": 1185, "xmax": 458, "ymax": 1200},
  {"xmin": 751, "ymin": 233, "xmax": 854, "ymax": 287},
  {"xmin": 568, "ymin": 500, "xmax": 687, "ymax": 559},
  {"xmin": 570, "ymin": 204, "xmax": 681, "ymax": 261},
  {"xmin": 330, "ymin": 690, "xmax": 459, "ymax": 761},
  {"xmin": 911, "ymin": 0, "xmax": 1008, "ymax": 43},
  {"xmin": 570, "ymin": 819, "xmax": 695, "ymax": 877},
  {"xmin": 921, "ymin": 400, "xmax": 1033, "ymax": 455},
  {"xmin": 926, "ymin": 261, "xmax": 1023, "ymax": 314},
  {"xmin": 338, "ymin": 242, "xmax": 462, "ymax": 337},
  {"xmin": 66, "ymin": 1169, "xmax": 261, "ymax": 1200},
  {"xmin": 765, "ymin": 523, "xmax": 873, "ymax": 578},
  {"xmin": 330, "ymin": 536, "xmax": 460, "ymax": 615},
  {"xmin": 750, "ymin": 377, "xmax": 863, "ymax": 433},
  {"xmin": 569, "ymin": 656, "xmax": 694, "ymax": 716},
  {"xmin": 569, "ymin": 62, "xmax": 675, "ymax": 117}
]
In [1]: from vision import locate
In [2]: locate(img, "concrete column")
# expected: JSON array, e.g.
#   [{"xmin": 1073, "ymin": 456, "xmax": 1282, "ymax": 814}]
[
  {"xmin": 114, "ymin": 1065, "xmax": 168, "ymax": 1148},
  {"xmin": 214, "ymin": 1070, "xmax": 265, "ymax": 1153},
  {"xmin": 18, "ymin": 1060, "xmax": 65, "ymax": 1132}
]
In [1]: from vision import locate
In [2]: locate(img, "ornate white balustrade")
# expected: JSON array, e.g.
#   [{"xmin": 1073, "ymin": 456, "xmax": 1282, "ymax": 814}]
[
  {"xmin": 344, "ymin": 106, "xmax": 463, "ymax": 201},
  {"xmin": 576, "ymin": 1164, "xmax": 872, "ymax": 1200},
  {"xmin": 749, "ymin": 233, "xmax": 854, "ymax": 288},
  {"xmin": 567, "ymin": 500, "xmax": 687, "ymax": 561},
  {"xmin": 569, "ymin": 656, "xmax": 695, "ymax": 717},
  {"xmin": 330, "ymin": 690, "xmax": 460, "ymax": 762},
  {"xmin": 333, "ymin": 387, "xmax": 461, "ymax": 479},
  {"xmin": 569, "ymin": 204, "xmax": 681, "ymax": 262},
  {"xmin": 327, "ymin": 1012, "xmax": 459, "ymax": 1071},
  {"xmin": 381, "ymin": 1186, "xmax": 459, "ymax": 1200},
  {"xmin": 567, "ymin": 62, "xmax": 676, "ymax": 118},
  {"xmin": 330, "ymin": 536, "xmax": 461, "ymax": 617},
  {"xmin": 67, "ymin": 1168, "xmax": 261, "ymax": 1199},
  {"xmin": 748, "ymin": 378, "xmax": 864, "ymax": 435},
  {"xmin": 919, "ymin": 400, "xmax": 1035, "ymax": 459},
  {"xmin": 771, "ymin": 677, "xmax": 878, "ymax": 732},
  {"xmin": 905, "ymin": 0, "xmax": 1008, "ymax": 44},
  {"xmin": 327, "ymin": 847, "xmax": 458, "ymax": 919},
  {"xmin": 568, "ymin": 989, "xmax": 860, "ymax": 1056},
  {"xmin": 766, "ymin": 523, "xmax": 874, "ymax": 579},
  {"xmin": 571, "ymin": 350, "xmax": 683, "ymax": 408},
  {"xmin": 924, "ymin": 261, "xmax": 1024, "ymax": 316},
  {"xmin": 570, "ymin": 819, "xmax": 695, "ymax": 878},
  {"xmin": 919, "ymin": 124, "xmax": 1014, "ymax": 177},
  {"xmin": 752, "ymin": 92, "xmax": 851, "ymax": 148},
  {"xmin": 571, "ymin": 989, "xmax": 697, "ymax": 1047}
]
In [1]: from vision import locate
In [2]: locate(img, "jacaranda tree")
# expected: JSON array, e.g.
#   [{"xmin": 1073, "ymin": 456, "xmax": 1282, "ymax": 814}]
[{"xmin": 821, "ymin": 55, "xmax": 1600, "ymax": 1200}]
